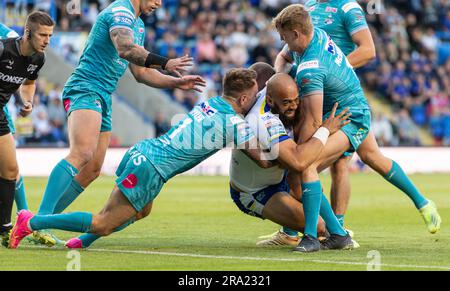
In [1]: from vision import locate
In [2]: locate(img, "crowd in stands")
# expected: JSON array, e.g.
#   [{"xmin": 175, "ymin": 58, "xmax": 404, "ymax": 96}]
[
  {"xmin": 2, "ymin": 0, "xmax": 449, "ymax": 146},
  {"xmin": 6, "ymin": 79, "xmax": 68, "ymax": 147}
]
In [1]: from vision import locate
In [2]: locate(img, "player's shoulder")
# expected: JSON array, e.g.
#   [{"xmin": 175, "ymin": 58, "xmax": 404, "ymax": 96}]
[
  {"xmin": 31, "ymin": 51, "xmax": 45, "ymax": 65},
  {"xmin": 339, "ymin": 0, "xmax": 364, "ymax": 14},
  {"xmin": 104, "ymin": 0, "xmax": 136, "ymax": 19}
]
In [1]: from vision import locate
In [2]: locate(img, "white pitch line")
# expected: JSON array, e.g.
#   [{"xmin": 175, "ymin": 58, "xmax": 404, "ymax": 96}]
[{"xmin": 87, "ymin": 248, "xmax": 450, "ymax": 270}]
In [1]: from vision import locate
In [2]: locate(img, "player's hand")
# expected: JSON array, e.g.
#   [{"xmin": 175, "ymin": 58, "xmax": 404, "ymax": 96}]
[
  {"xmin": 321, "ymin": 103, "xmax": 351, "ymax": 135},
  {"xmin": 165, "ymin": 55, "xmax": 193, "ymax": 77},
  {"xmin": 176, "ymin": 75, "xmax": 207, "ymax": 92},
  {"xmin": 19, "ymin": 101, "xmax": 33, "ymax": 117}
]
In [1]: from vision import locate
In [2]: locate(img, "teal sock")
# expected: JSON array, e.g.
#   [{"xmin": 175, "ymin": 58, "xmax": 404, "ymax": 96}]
[
  {"xmin": 320, "ymin": 194, "xmax": 347, "ymax": 236},
  {"xmin": 336, "ymin": 214, "xmax": 345, "ymax": 227},
  {"xmin": 14, "ymin": 176, "xmax": 28, "ymax": 211},
  {"xmin": 30, "ymin": 212, "xmax": 92, "ymax": 233},
  {"xmin": 282, "ymin": 227, "xmax": 298, "ymax": 237},
  {"xmin": 384, "ymin": 161, "xmax": 428, "ymax": 209},
  {"xmin": 38, "ymin": 159, "xmax": 79, "ymax": 215},
  {"xmin": 301, "ymin": 181, "xmax": 322, "ymax": 238},
  {"xmin": 78, "ymin": 218, "xmax": 136, "ymax": 247},
  {"xmin": 54, "ymin": 179, "xmax": 85, "ymax": 214}
]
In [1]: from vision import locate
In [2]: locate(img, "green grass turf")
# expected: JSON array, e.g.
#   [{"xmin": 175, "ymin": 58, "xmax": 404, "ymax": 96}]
[{"xmin": 1, "ymin": 173, "xmax": 449, "ymax": 271}]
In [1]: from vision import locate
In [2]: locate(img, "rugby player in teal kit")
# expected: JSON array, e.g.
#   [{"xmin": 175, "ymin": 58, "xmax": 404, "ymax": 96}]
[
  {"xmin": 31, "ymin": 0, "xmax": 206, "ymax": 246},
  {"xmin": 261, "ymin": 0, "xmax": 376, "ymax": 245},
  {"xmin": 273, "ymin": 4, "xmax": 441, "ymax": 252}
]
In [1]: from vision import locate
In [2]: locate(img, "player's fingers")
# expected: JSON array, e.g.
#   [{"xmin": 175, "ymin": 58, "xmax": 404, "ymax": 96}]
[
  {"xmin": 340, "ymin": 113, "xmax": 352, "ymax": 121},
  {"xmin": 193, "ymin": 86, "xmax": 204, "ymax": 93},
  {"xmin": 340, "ymin": 120, "xmax": 351, "ymax": 127},
  {"xmin": 336, "ymin": 107, "xmax": 350, "ymax": 118},
  {"xmin": 330, "ymin": 102, "xmax": 338, "ymax": 117},
  {"xmin": 173, "ymin": 70, "xmax": 183, "ymax": 78}
]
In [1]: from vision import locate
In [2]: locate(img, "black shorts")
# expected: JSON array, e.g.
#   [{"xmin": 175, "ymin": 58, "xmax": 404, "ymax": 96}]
[{"xmin": 0, "ymin": 108, "xmax": 11, "ymax": 136}]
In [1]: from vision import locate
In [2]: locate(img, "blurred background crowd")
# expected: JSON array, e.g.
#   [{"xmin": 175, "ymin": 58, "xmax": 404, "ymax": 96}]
[{"xmin": 1, "ymin": 0, "xmax": 449, "ymax": 147}]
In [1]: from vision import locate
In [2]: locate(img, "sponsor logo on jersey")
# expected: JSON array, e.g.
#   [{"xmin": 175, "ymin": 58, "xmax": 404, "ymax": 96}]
[
  {"xmin": 307, "ymin": 6, "xmax": 315, "ymax": 12},
  {"xmin": 95, "ymin": 100, "xmax": 102, "ymax": 109},
  {"xmin": 139, "ymin": 27, "xmax": 144, "ymax": 34},
  {"xmin": 0, "ymin": 72, "xmax": 26, "ymax": 84},
  {"xmin": 122, "ymin": 174, "xmax": 138, "ymax": 189},
  {"xmin": 2, "ymin": 59, "xmax": 14, "ymax": 69},
  {"xmin": 296, "ymin": 60, "xmax": 319, "ymax": 73},
  {"xmin": 113, "ymin": 12, "xmax": 134, "ymax": 18},
  {"xmin": 326, "ymin": 37, "xmax": 336, "ymax": 55},
  {"xmin": 27, "ymin": 64, "xmax": 38, "ymax": 74},
  {"xmin": 326, "ymin": 7, "xmax": 337, "ymax": 13},
  {"xmin": 325, "ymin": 17, "xmax": 334, "ymax": 25},
  {"xmin": 200, "ymin": 102, "xmax": 217, "ymax": 117},
  {"xmin": 301, "ymin": 78, "xmax": 311, "ymax": 86},
  {"xmin": 114, "ymin": 16, "xmax": 133, "ymax": 26},
  {"xmin": 230, "ymin": 115, "xmax": 244, "ymax": 125}
]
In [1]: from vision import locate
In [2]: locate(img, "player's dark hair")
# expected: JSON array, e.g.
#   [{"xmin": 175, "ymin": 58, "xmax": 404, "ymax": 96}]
[
  {"xmin": 249, "ymin": 62, "xmax": 276, "ymax": 92},
  {"xmin": 223, "ymin": 68, "xmax": 257, "ymax": 99},
  {"xmin": 25, "ymin": 11, "xmax": 55, "ymax": 34}
]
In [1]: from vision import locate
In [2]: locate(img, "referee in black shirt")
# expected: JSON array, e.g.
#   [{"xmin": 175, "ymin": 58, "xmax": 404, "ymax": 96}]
[{"xmin": 0, "ymin": 11, "xmax": 54, "ymax": 246}]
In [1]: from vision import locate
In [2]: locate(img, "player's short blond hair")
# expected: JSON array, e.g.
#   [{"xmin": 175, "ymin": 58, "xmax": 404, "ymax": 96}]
[{"xmin": 272, "ymin": 4, "xmax": 313, "ymax": 36}]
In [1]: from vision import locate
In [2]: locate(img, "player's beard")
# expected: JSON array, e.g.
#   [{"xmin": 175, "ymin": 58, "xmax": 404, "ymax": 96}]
[{"xmin": 271, "ymin": 104, "xmax": 300, "ymax": 129}]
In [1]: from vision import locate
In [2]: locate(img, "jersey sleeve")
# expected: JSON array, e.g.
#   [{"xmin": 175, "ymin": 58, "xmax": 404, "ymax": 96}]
[
  {"xmin": 107, "ymin": 6, "xmax": 136, "ymax": 33},
  {"xmin": 295, "ymin": 60, "xmax": 326, "ymax": 98},
  {"xmin": 27, "ymin": 54, "xmax": 45, "ymax": 81},
  {"xmin": 265, "ymin": 116, "xmax": 290, "ymax": 147},
  {"xmin": 341, "ymin": 1, "xmax": 369, "ymax": 35}
]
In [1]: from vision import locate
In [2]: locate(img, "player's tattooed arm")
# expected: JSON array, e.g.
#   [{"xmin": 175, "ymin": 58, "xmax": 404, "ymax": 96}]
[{"xmin": 110, "ymin": 27, "xmax": 148, "ymax": 66}]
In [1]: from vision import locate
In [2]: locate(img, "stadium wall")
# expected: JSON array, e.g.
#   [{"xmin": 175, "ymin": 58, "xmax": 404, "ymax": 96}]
[{"xmin": 16, "ymin": 148, "xmax": 450, "ymax": 177}]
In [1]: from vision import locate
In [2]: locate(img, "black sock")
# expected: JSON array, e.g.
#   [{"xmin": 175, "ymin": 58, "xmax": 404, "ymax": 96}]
[{"xmin": 0, "ymin": 177, "xmax": 16, "ymax": 230}]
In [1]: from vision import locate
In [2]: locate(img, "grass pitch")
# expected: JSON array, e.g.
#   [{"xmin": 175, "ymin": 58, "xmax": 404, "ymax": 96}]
[{"xmin": 1, "ymin": 173, "xmax": 449, "ymax": 271}]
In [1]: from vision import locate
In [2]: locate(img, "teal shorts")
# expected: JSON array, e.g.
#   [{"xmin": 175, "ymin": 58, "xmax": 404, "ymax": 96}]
[
  {"xmin": 62, "ymin": 85, "xmax": 112, "ymax": 132},
  {"xmin": 115, "ymin": 147, "xmax": 165, "ymax": 212},
  {"xmin": 3, "ymin": 106, "xmax": 15, "ymax": 134},
  {"xmin": 324, "ymin": 109, "xmax": 371, "ymax": 152}
]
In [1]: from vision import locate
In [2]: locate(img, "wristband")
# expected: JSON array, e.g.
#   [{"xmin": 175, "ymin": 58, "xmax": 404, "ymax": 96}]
[
  {"xmin": 312, "ymin": 127, "xmax": 330, "ymax": 146},
  {"xmin": 145, "ymin": 52, "xmax": 169, "ymax": 70}
]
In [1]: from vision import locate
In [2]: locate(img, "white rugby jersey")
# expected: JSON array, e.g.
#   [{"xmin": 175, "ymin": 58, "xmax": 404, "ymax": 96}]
[{"xmin": 230, "ymin": 88, "xmax": 293, "ymax": 193}]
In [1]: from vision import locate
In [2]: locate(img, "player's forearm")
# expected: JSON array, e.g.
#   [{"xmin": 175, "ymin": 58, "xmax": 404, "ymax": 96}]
[
  {"xmin": 275, "ymin": 52, "xmax": 294, "ymax": 74},
  {"xmin": 120, "ymin": 44, "xmax": 149, "ymax": 67},
  {"xmin": 19, "ymin": 83, "xmax": 35, "ymax": 104},
  {"xmin": 135, "ymin": 68, "xmax": 179, "ymax": 88},
  {"xmin": 347, "ymin": 45, "xmax": 375, "ymax": 68}
]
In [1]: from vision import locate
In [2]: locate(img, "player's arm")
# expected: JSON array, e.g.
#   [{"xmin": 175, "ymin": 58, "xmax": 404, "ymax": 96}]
[
  {"xmin": 276, "ymin": 103, "xmax": 350, "ymax": 173},
  {"xmin": 275, "ymin": 44, "xmax": 294, "ymax": 73},
  {"xmin": 346, "ymin": 28, "xmax": 376, "ymax": 68},
  {"xmin": 241, "ymin": 146, "xmax": 279, "ymax": 169},
  {"xmin": 342, "ymin": 2, "xmax": 375, "ymax": 68},
  {"xmin": 129, "ymin": 64, "xmax": 206, "ymax": 92},
  {"xmin": 18, "ymin": 79, "xmax": 36, "ymax": 117},
  {"xmin": 109, "ymin": 28, "xmax": 193, "ymax": 76}
]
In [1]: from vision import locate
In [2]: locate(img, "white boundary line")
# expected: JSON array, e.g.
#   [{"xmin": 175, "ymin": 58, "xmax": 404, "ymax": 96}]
[
  {"xmin": 19, "ymin": 245, "xmax": 450, "ymax": 270},
  {"xmin": 85, "ymin": 248, "xmax": 450, "ymax": 270}
]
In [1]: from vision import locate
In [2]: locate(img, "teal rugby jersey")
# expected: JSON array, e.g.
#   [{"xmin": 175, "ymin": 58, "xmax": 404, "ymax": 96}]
[
  {"xmin": 65, "ymin": 0, "xmax": 145, "ymax": 95},
  {"xmin": 133, "ymin": 96, "xmax": 254, "ymax": 181},
  {"xmin": 305, "ymin": 0, "xmax": 369, "ymax": 56}
]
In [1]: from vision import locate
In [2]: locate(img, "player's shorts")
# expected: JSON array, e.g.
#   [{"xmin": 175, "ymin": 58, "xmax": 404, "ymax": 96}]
[
  {"xmin": 2, "ymin": 106, "xmax": 15, "ymax": 134},
  {"xmin": 230, "ymin": 176, "xmax": 290, "ymax": 219},
  {"xmin": 324, "ymin": 109, "xmax": 371, "ymax": 152},
  {"xmin": 115, "ymin": 147, "xmax": 165, "ymax": 212},
  {"xmin": 0, "ymin": 107, "xmax": 11, "ymax": 136},
  {"xmin": 62, "ymin": 85, "xmax": 112, "ymax": 132}
]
